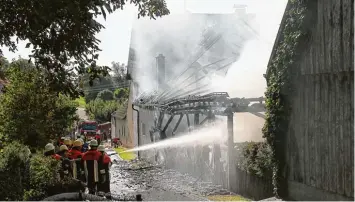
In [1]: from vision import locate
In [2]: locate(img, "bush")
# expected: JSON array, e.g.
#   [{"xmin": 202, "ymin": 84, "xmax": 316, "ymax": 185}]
[
  {"xmin": 0, "ymin": 141, "xmax": 31, "ymax": 200},
  {"xmin": 97, "ymin": 89, "xmax": 114, "ymax": 101},
  {"xmin": 23, "ymin": 154, "xmax": 82, "ymax": 200},
  {"xmin": 0, "ymin": 142, "xmax": 81, "ymax": 201},
  {"xmin": 235, "ymin": 142, "xmax": 273, "ymax": 178},
  {"xmin": 114, "ymin": 88, "xmax": 129, "ymax": 100}
]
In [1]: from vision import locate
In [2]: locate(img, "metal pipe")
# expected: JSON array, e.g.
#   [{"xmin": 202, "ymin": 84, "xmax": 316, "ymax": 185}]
[{"xmin": 132, "ymin": 104, "xmax": 140, "ymax": 158}]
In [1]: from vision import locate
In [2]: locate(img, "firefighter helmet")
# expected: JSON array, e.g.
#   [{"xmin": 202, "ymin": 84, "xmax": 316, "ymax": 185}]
[
  {"xmin": 73, "ymin": 139, "xmax": 83, "ymax": 147},
  {"xmin": 89, "ymin": 139, "xmax": 98, "ymax": 147},
  {"xmin": 44, "ymin": 143, "xmax": 55, "ymax": 153},
  {"xmin": 97, "ymin": 145, "xmax": 105, "ymax": 152},
  {"xmin": 63, "ymin": 139, "xmax": 72, "ymax": 146},
  {"xmin": 60, "ymin": 145, "xmax": 69, "ymax": 151}
]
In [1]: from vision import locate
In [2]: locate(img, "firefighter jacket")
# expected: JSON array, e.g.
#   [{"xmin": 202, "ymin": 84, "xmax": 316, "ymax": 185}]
[
  {"xmin": 69, "ymin": 148, "xmax": 82, "ymax": 159},
  {"xmin": 69, "ymin": 148, "xmax": 85, "ymax": 181},
  {"xmin": 52, "ymin": 154, "xmax": 61, "ymax": 160},
  {"xmin": 97, "ymin": 153, "xmax": 111, "ymax": 194},
  {"xmin": 82, "ymin": 150, "xmax": 102, "ymax": 192}
]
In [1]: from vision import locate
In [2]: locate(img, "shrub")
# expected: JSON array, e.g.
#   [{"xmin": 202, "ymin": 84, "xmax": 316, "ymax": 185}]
[
  {"xmin": 97, "ymin": 89, "xmax": 114, "ymax": 101},
  {"xmin": 235, "ymin": 142, "xmax": 273, "ymax": 178},
  {"xmin": 24, "ymin": 154, "xmax": 83, "ymax": 200},
  {"xmin": 0, "ymin": 142, "xmax": 81, "ymax": 201},
  {"xmin": 0, "ymin": 141, "xmax": 31, "ymax": 200}
]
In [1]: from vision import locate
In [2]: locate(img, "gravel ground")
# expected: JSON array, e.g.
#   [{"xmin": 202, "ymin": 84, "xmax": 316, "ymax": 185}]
[{"xmin": 110, "ymin": 159, "xmax": 236, "ymax": 201}]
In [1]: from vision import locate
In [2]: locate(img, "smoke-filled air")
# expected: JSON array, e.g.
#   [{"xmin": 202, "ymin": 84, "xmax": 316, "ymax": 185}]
[{"xmin": 130, "ymin": 0, "xmax": 287, "ymax": 101}]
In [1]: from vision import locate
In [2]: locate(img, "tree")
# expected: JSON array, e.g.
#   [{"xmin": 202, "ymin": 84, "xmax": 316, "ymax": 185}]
[
  {"xmin": 85, "ymin": 98, "xmax": 118, "ymax": 123},
  {"xmin": 0, "ymin": 59, "xmax": 78, "ymax": 148},
  {"xmin": 114, "ymin": 87, "xmax": 129, "ymax": 101},
  {"xmin": 97, "ymin": 89, "xmax": 114, "ymax": 101},
  {"xmin": 0, "ymin": 0, "xmax": 169, "ymax": 97},
  {"xmin": 80, "ymin": 74, "xmax": 115, "ymax": 103},
  {"xmin": 0, "ymin": 56, "xmax": 9, "ymax": 79},
  {"xmin": 111, "ymin": 61, "xmax": 127, "ymax": 83}
]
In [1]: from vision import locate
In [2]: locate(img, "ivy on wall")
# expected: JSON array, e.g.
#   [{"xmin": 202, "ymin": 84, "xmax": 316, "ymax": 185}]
[{"xmin": 262, "ymin": 0, "xmax": 307, "ymax": 198}]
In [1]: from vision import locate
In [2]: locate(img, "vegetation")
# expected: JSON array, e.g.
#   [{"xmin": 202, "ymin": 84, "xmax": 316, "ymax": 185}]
[
  {"xmin": 83, "ymin": 62, "xmax": 130, "ymax": 123},
  {"xmin": 0, "ymin": 142, "xmax": 80, "ymax": 200},
  {"xmin": 0, "ymin": 0, "xmax": 170, "ymax": 200},
  {"xmin": 0, "ymin": 142, "xmax": 31, "ymax": 200},
  {"xmin": 81, "ymin": 74, "xmax": 115, "ymax": 103},
  {"xmin": 0, "ymin": 58, "xmax": 78, "ymax": 149},
  {"xmin": 75, "ymin": 96, "xmax": 86, "ymax": 108},
  {"xmin": 85, "ymin": 98, "xmax": 118, "ymax": 123},
  {"xmin": 114, "ymin": 87, "xmax": 130, "ymax": 101},
  {"xmin": 97, "ymin": 89, "xmax": 114, "ymax": 101},
  {"xmin": 24, "ymin": 154, "xmax": 81, "ymax": 200},
  {"xmin": 262, "ymin": 0, "xmax": 307, "ymax": 198},
  {"xmin": 111, "ymin": 62, "xmax": 128, "ymax": 83},
  {"xmin": 0, "ymin": 0, "xmax": 169, "ymax": 98},
  {"xmin": 235, "ymin": 142, "xmax": 273, "ymax": 178}
]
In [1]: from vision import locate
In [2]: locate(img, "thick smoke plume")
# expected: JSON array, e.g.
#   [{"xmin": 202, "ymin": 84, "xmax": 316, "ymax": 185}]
[{"xmin": 129, "ymin": 10, "xmax": 258, "ymax": 101}]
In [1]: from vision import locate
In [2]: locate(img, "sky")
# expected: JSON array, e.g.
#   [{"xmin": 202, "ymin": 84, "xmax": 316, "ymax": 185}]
[{"xmin": 1, "ymin": 0, "xmax": 287, "ymax": 97}]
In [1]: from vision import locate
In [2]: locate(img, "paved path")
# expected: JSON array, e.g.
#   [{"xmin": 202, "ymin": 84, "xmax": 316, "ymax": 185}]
[{"xmin": 76, "ymin": 108, "xmax": 88, "ymax": 120}]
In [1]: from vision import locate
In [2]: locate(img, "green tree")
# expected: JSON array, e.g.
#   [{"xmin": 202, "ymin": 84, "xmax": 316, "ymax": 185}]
[
  {"xmin": 97, "ymin": 89, "xmax": 114, "ymax": 101},
  {"xmin": 0, "ymin": 59, "xmax": 78, "ymax": 148},
  {"xmin": 0, "ymin": 0, "xmax": 169, "ymax": 97},
  {"xmin": 80, "ymin": 74, "xmax": 115, "ymax": 103},
  {"xmin": 85, "ymin": 98, "xmax": 118, "ymax": 123},
  {"xmin": 114, "ymin": 87, "xmax": 129, "ymax": 101},
  {"xmin": 0, "ymin": 56, "xmax": 9, "ymax": 79}
]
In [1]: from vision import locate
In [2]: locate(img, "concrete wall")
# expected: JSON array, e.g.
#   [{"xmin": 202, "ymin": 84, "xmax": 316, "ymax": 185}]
[{"xmin": 125, "ymin": 83, "xmax": 135, "ymax": 148}]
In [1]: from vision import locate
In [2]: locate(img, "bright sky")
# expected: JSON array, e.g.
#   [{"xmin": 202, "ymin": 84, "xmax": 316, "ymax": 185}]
[{"xmin": 1, "ymin": 0, "xmax": 287, "ymax": 67}]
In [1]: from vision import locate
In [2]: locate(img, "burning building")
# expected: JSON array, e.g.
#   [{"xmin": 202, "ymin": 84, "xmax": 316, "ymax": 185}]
[{"xmin": 112, "ymin": 7, "xmax": 258, "ymax": 149}]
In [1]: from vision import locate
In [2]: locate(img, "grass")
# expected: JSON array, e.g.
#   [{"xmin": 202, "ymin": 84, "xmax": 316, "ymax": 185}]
[
  {"xmin": 114, "ymin": 146, "xmax": 137, "ymax": 161},
  {"xmin": 207, "ymin": 195, "xmax": 250, "ymax": 201},
  {"xmin": 75, "ymin": 96, "xmax": 86, "ymax": 108}
]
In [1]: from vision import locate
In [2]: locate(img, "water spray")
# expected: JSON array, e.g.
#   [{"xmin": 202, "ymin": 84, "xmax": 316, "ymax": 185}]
[{"xmin": 120, "ymin": 122, "xmax": 227, "ymax": 154}]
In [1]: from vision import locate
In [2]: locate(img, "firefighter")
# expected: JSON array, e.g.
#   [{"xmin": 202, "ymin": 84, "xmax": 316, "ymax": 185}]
[
  {"xmin": 57, "ymin": 145, "xmax": 69, "ymax": 157},
  {"xmin": 82, "ymin": 140, "xmax": 101, "ymax": 194},
  {"xmin": 97, "ymin": 145, "xmax": 111, "ymax": 198},
  {"xmin": 112, "ymin": 137, "xmax": 122, "ymax": 148},
  {"xmin": 95, "ymin": 134, "xmax": 101, "ymax": 145},
  {"xmin": 82, "ymin": 140, "xmax": 89, "ymax": 153},
  {"xmin": 69, "ymin": 140, "xmax": 85, "ymax": 182},
  {"xmin": 57, "ymin": 145, "xmax": 72, "ymax": 179},
  {"xmin": 63, "ymin": 138, "xmax": 72, "ymax": 149},
  {"xmin": 44, "ymin": 143, "xmax": 61, "ymax": 160}
]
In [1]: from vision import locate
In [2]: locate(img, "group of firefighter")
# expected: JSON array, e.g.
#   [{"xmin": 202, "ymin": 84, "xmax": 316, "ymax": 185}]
[{"xmin": 44, "ymin": 136, "xmax": 112, "ymax": 198}]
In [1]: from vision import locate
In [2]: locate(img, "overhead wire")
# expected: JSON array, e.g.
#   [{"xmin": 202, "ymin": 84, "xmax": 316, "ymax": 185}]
[
  {"xmin": 157, "ymin": 57, "xmax": 235, "ymax": 101},
  {"xmin": 152, "ymin": 33, "xmax": 223, "ymax": 102},
  {"xmin": 160, "ymin": 59, "xmax": 236, "ymax": 102}
]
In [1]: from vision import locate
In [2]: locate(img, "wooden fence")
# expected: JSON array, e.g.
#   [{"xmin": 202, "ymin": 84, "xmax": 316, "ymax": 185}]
[{"xmin": 230, "ymin": 167, "xmax": 273, "ymax": 200}]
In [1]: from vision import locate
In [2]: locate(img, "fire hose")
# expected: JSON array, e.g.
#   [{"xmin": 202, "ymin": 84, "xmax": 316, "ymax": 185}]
[{"xmin": 42, "ymin": 192, "xmax": 143, "ymax": 201}]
